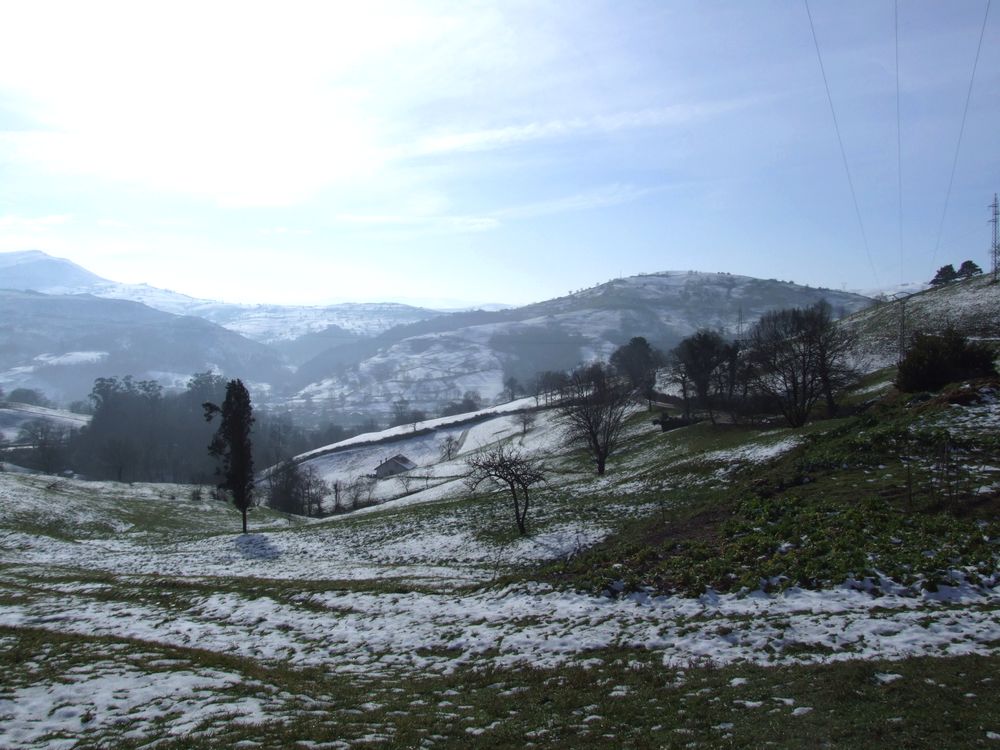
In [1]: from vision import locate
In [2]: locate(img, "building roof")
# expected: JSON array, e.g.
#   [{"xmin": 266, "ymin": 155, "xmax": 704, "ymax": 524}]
[{"xmin": 376, "ymin": 454, "xmax": 417, "ymax": 472}]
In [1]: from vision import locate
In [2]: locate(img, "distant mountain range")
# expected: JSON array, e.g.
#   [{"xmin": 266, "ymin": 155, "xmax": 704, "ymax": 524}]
[
  {"xmin": 0, "ymin": 250, "xmax": 874, "ymax": 416},
  {"xmin": 0, "ymin": 288, "xmax": 288, "ymax": 399},
  {"xmin": 0, "ymin": 251, "xmax": 443, "ymax": 344},
  {"xmin": 292, "ymin": 271, "xmax": 874, "ymax": 419}
]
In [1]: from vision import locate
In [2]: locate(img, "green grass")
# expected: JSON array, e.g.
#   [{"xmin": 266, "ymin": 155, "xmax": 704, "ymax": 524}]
[
  {"xmin": 5, "ymin": 626, "xmax": 998, "ymax": 749},
  {"xmin": 2, "ymin": 372, "xmax": 999, "ymax": 748},
  {"xmin": 550, "ymin": 384, "xmax": 1000, "ymax": 597}
]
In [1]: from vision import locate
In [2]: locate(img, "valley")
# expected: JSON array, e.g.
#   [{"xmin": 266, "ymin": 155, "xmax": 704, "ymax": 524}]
[
  {"xmin": 1, "ymin": 251, "xmax": 998, "ymax": 748},
  {"xmin": 1, "ymin": 252, "xmax": 872, "ymax": 423},
  {"xmin": 1, "ymin": 356, "xmax": 999, "ymax": 747}
]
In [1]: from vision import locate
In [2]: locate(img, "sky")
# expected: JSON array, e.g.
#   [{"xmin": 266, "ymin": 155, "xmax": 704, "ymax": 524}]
[{"xmin": 0, "ymin": 1, "xmax": 997, "ymax": 308}]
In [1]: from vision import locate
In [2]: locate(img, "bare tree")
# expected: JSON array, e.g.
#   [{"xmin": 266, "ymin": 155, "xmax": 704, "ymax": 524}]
[
  {"xmin": 344, "ymin": 476, "xmax": 366, "ymax": 509},
  {"xmin": 16, "ymin": 419, "xmax": 69, "ymax": 474},
  {"xmin": 747, "ymin": 301, "xmax": 857, "ymax": 426},
  {"xmin": 440, "ymin": 434, "xmax": 461, "ymax": 461},
  {"xmin": 399, "ymin": 473, "xmax": 415, "ymax": 494},
  {"xmin": 267, "ymin": 460, "xmax": 329, "ymax": 516},
  {"xmin": 747, "ymin": 308, "xmax": 820, "ymax": 427},
  {"xmin": 804, "ymin": 301, "xmax": 857, "ymax": 417},
  {"xmin": 518, "ymin": 410, "xmax": 537, "ymax": 436},
  {"xmin": 558, "ymin": 363, "xmax": 634, "ymax": 475},
  {"xmin": 303, "ymin": 467, "xmax": 328, "ymax": 517},
  {"xmin": 466, "ymin": 443, "xmax": 545, "ymax": 535},
  {"xmin": 361, "ymin": 475, "xmax": 377, "ymax": 506}
]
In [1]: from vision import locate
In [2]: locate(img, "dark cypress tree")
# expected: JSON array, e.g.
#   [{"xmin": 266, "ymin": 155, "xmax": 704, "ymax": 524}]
[{"xmin": 204, "ymin": 379, "xmax": 255, "ymax": 533}]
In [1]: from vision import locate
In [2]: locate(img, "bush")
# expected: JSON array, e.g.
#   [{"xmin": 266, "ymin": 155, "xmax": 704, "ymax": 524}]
[{"xmin": 895, "ymin": 328, "xmax": 997, "ymax": 392}]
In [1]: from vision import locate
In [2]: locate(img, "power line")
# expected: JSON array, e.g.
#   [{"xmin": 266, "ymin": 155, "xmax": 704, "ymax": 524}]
[
  {"xmin": 803, "ymin": 0, "xmax": 880, "ymax": 290},
  {"xmin": 930, "ymin": 0, "xmax": 992, "ymax": 266}
]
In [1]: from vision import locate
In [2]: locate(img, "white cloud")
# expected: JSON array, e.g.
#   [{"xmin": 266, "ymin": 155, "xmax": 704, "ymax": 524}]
[
  {"xmin": 0, "ymin": 2, "xmax": 743, "ymax": 209},
  {"xmin": 409, "ymin": 103, "xmax": 742, "ymax": 156},
  {"xmin": 0, "ymin": 1, "xmax": 450, "ymax": 206},
  {"xmin": 0, "ymin": 214, "xmax": 71, "ymax": 229},
  {"xmin": 498, "ymin": 184, "xmax": 658, "ymax": 219},
  {"xmin": 334, "ymin": 213, "xmax": 500, "ymax": 233},
  {"xmin": 0, "ymin": 215, "xmax": 74, "ymax": 250},
  {"xmin": 332, "ymin": 183, "xmax": 655, "ymax": 237}
]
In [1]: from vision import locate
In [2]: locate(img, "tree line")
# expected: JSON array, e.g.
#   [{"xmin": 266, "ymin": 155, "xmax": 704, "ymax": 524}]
[
  {"xmin": 666, "ymin": 300, "xmax": 854, "ymax": 428},
  {"xmin": 465, "ymin": 301, "xmax": 859, "ymax": 536},
  {"xmin": 7, "ymin": 372, "xmax": 361, "ymax": 484}
]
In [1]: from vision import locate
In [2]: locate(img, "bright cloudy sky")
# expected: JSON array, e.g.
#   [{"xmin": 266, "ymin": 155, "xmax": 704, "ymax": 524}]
[{"xmin": 0, "ymin": 1, "xmax": 997, "ymax": 307}]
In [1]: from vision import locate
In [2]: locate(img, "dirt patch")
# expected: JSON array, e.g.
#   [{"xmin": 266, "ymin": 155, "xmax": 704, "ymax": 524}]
[{"xmin": 641, "ymin": 503, "xmax": 734, "ymax": 548}]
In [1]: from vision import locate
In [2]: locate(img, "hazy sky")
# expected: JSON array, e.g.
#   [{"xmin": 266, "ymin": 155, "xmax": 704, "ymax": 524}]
[{"xmin": 0, "ymin": 1, "xmax": 997, "ymax": 307}]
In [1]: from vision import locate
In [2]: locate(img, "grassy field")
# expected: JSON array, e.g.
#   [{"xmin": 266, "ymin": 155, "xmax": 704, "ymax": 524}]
[{"xmin": 1, "ymin": 375, "xmax": 998, "ymax": 748}]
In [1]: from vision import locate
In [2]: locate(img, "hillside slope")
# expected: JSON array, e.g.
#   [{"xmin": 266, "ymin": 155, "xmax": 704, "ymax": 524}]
[
  {"xmin": 0, "ymin": 290, "xmax": 287, "ymax": 401},
  {"xmin": 296, "ymin": 271, "xmax": 873, "ymax": 418},
  {"xmin": 845, "ymin": 274, "xmax": 1000, "ymax": 368},
  {"xmin": 0, "ymin": 250, "xmax": 442, "ymax": 345},
  {"xmin": 0, "ymin": 370, "xmax": 997, "ymax": 748}
]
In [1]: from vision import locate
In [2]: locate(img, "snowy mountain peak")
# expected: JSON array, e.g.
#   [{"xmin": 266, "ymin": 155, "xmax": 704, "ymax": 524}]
[{"xmin": 0, "ymin": 249, "xmax": 105, "ymax": 288}]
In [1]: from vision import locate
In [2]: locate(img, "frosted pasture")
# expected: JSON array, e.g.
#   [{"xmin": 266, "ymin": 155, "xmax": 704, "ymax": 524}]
[{"xmin": 2, "ymin": 391, "xmax": 999, "ymax": 747}]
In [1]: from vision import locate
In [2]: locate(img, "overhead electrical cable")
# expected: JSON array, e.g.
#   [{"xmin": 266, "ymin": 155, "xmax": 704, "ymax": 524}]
[
  {"xmin": 803, "ymin": 0, "xmax": 880, "ymax": 290},
  {"xmin": 930, "ymin": 0, "xmax": 991, "ymax": 266}
]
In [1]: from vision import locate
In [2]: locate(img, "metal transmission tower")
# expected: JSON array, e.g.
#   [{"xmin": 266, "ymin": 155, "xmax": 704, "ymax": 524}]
[
  {"xmin": 890, "ymin": 292, "xmax": 910, "ymax": 363},
  {"xmin": 991, "ymin": 193, "xmax": 999, "ymax": 283}
]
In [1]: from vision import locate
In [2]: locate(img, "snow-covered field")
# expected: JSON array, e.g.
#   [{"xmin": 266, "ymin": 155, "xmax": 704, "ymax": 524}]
[
  {"xmin": 0, "ymin": 403, "xmax": 91, "ymax": 442},
  {"xmin": 1, "ymin": 391, "xmax": 999, "ymax": 747}
]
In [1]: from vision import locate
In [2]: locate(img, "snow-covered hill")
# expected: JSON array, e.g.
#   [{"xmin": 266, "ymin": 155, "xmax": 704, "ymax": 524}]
[
  {"xmin": 0, "ymin": 250, "xmax": 442, "ymax": 343},
  {"xmin": 296, "ymin": 271, "xmax": 873, "ymax": 418},
  {"xmin": 3, "ymin": 252, "xmax": 879, "ymax": 417},
  {"xmin": 0, "ymin": 402, "xmax": 90, "ymax": 444},
  {"xmin": 0, "ymin": 289, "xmax": 287, "ymax": 401},
  {"xmin": 844, "ymin": 273, "xmax": 1000, "ymax": 369}
]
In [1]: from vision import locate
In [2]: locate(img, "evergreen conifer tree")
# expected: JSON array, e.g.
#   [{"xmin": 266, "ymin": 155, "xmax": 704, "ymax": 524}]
[
  {"xmin": 204, "ymin": 379, "xmax": 255, "ymax": 533},
  {"xmin": 957, "ymin": 260, "xmax": 983, "ymax": 278},
  {"xmin": 929, "ymin": 264, "xmax": 958, "ymax": 285}
]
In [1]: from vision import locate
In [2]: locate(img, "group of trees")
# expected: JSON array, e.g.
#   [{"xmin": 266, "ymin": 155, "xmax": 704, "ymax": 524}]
[
  {"xmin": 9, "ymin": 372, "xmax": 360, "ymax": 486},
  {"xmin": 669, "ymin": 301, "xmax": 855, "ymax": 428},
  {"xmin": 2, "ymin": 388, "xmax": 53, "ymax": 408},
  {"xmin": 462, "ymin": 339, "xmax": 659, "ymax": 533},
  {"xmin": 467, "ymin": 304, "xmax": 863, "ymax": 534},
  {"xmin": 389, "ymin": 398, "xmax": 427, "ymax": 429},
  {"xmin": 12, "ymin": 418, "xmax": 69, "ymax": 473},
  {"xmin": 930, "ymin": 260, "xmax": 983, "ymax": 286}
]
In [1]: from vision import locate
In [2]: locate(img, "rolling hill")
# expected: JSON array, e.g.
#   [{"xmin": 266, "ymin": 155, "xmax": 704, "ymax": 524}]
[
  {"xmin": 0, "ymin": 289, "xmax": 287, "ymax": 401},
  {"xmin": 295, "ymin": 271, "xmax": 873, "ymax": 419},
  {"xmin": 0, "ymin": 250, "xmax": 442, "ymax": 348},
  {"xmin": 844, "ymin": 272, "xmax": 1000, "ymax": 369},
  {"xmin": 2, "ymin": 251, "xmax": 876, "ymax": 416}
]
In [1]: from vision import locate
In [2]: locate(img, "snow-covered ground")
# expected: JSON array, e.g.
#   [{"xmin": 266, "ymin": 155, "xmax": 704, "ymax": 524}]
[
  {"xmin": 847, "ymin": 274, "xmax": 1000, "ymax": 363},
  {"xmin": 0, "ymin": 403, "xmax": 90, "ymax": 442},
  {"xmin": 1, "ymin": 390, "xmax": 998, "ymax": 747}
]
